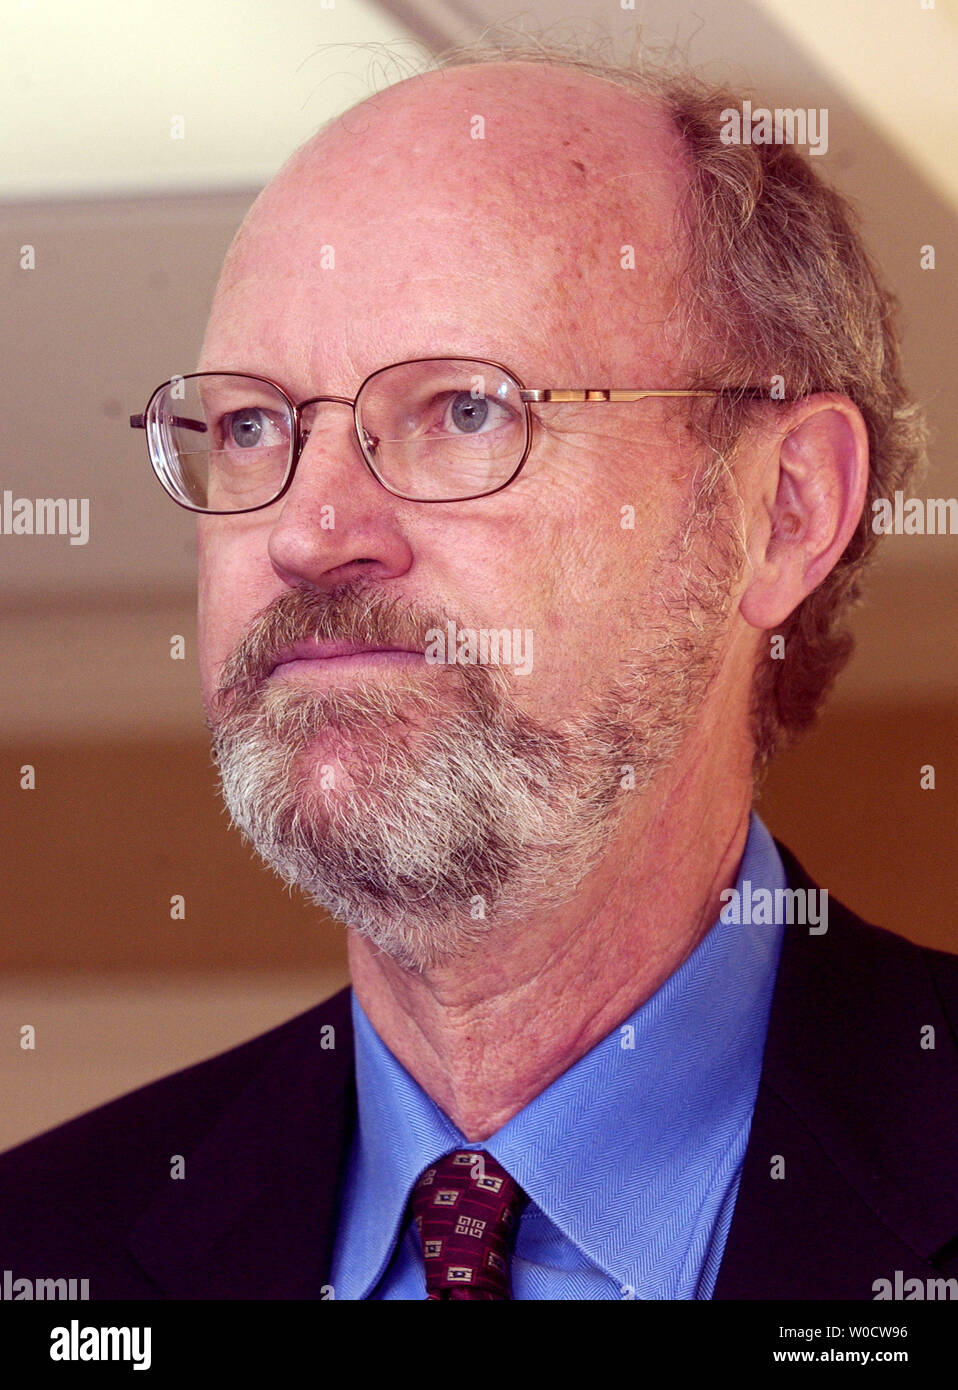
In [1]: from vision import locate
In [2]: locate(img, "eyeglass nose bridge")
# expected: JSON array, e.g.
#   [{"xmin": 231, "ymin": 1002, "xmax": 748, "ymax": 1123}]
[{"xmin": 292, "ymin": 394, "xmax": 380, "ymax": 466}]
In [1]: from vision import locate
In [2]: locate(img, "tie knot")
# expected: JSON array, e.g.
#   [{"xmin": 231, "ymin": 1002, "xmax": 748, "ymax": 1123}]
[{"xmin": 411, "ymin": 1149, "xmax": 527, "ymax": 1299}]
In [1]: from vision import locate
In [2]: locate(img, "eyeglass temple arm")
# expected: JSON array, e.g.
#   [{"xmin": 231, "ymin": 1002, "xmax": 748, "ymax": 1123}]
[
  {"xmin": 129, "ymin": 389, "xmax": 775, "ymax": 428},
  {"xmin": 127, "ymin": 388, "xmax": 773, "ymax": 433},
  {"xmin": 520, "ymin": 388, "xmax": 772, "ymax": 402},
  {"xmin": 129, "ymin": 414, "xmax": 207, "ymax": 432}
]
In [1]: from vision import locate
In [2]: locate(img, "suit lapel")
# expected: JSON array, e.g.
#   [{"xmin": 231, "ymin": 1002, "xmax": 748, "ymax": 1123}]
[
  {"xmin": 127, "ymin": 986, "xmax": 356, "ymax": 1298},
  {"xmin": 714, "ymin": 845, "xmax": 958, "ymax": 1298},
  {"xmin": 126, "ymin": 849, "xmax": 958, "ymax": 1300}
]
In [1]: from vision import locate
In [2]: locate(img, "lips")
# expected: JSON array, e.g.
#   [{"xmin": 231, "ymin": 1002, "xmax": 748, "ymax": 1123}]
[{"xmin": 267, "ymin": 639, "xmax": 424, "ymax": 676}]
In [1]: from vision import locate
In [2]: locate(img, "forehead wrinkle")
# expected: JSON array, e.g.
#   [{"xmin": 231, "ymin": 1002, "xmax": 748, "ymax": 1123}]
[{"xmin": 205, "ymin": 229, "xmax": 670, "ymax": 397}]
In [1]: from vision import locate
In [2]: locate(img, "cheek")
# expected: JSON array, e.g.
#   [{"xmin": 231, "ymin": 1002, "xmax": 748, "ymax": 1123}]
[
  {"xmin": 527, "ymin": 482, "xmax": 690, "ymax": 699},
  {"xmin": 538, "ymin": 475, "xmax": 673, "ymax": 616},
  {"xmin": 469, "ymin": 506, "xmax": 644, "ymax": 713}
]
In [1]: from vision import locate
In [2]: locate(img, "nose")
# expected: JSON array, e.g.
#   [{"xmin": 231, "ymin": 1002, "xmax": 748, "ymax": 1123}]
[
  {"xmin": 291, "ymin": 395, "xmax": 385, "ymax": 483},
  {"xmin": 266, "ymin": 397, "xmax": 414, "ymax": 592},
  {"xmin": 293, "ymin": 395, "xmax": 356, "ymax": 463}
]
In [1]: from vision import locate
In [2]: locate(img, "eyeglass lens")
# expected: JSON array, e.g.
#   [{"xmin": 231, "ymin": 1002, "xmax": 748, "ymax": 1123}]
[{"xmin": 146, "ymin": 360, "xmax": 529, "ymax": 510}]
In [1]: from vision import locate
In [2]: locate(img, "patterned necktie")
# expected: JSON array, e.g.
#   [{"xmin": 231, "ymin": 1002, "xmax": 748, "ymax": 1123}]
[{"xmin": 411, "ymin": 1149, "xmax": 528, "ymax": 1299}]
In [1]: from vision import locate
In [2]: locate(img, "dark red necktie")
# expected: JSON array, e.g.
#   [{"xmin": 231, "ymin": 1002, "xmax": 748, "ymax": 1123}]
[{"xmin": 411, "ymin": 1149, "xmax": 527, "ymax": 1299}]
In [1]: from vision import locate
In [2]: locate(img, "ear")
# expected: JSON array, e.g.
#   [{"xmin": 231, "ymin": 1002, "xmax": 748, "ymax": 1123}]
[{"xmin": 739, "ymin": 394, "xmax": 870, "ymax": 630}]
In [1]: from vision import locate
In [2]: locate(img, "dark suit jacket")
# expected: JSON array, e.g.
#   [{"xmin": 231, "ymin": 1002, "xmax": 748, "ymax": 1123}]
[{"xmin": 1, "ymin": 843, "xmax": 956, "ymax": 1299}]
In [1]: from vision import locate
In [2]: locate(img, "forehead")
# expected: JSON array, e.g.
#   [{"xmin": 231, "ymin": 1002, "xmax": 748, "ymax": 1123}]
[{"xmin": 200, "ymin": 64, "xmax": 690, "ymax": 391}]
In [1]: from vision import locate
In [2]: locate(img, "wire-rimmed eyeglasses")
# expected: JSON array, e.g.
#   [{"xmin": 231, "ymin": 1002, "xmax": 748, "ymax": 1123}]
[{"xmin": 130, "ymin": 356, "xmax": 770, "ymax": 512}]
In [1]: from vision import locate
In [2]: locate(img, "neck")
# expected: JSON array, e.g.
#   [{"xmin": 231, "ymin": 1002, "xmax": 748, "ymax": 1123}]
[{"xmin": 347, "ymin": 730, "xmax": 753, "ymax": 1142}]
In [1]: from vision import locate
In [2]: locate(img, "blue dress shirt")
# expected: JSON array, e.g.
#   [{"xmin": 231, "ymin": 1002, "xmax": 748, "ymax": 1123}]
[{"xmin": 330, "ymin": 812, "xmax": 786, "ymax": 1300}]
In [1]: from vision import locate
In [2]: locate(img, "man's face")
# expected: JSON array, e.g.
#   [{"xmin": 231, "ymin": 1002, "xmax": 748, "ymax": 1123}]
[{"xmin": 197, "ymin": 64, "xmax": 744, "ymax": 970}]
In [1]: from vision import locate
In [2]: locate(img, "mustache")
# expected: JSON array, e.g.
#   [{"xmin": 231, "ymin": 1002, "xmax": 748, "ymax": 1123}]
[{"xmin": 211, "ymin": 582, "xmax": 500, "ymax": 714}]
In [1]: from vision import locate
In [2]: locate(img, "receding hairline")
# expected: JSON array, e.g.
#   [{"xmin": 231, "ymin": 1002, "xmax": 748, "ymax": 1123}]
[
  {"xmin": 218, "ymin": 51, "xmax": 695, "ymax": 344},
  {"xmin": 276, "ymin": 52, "xmax": 689, "ymax": 199}
]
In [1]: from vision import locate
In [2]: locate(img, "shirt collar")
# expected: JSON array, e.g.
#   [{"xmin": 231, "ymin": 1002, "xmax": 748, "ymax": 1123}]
[{"xmin": 333, "ymin": 811, "xmax": 786, "ymax": 1297}]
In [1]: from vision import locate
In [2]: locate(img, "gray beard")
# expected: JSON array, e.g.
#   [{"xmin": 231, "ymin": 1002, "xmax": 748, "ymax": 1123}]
[{"xmin": 209, "ymin": 620, "xmax": 727, "ymax": 974}]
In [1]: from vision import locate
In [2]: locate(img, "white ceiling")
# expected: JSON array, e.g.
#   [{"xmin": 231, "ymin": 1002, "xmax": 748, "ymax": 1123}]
[
  {"xmin": 3, "ymin": 0, "xmax": 957, "ymax": 208},
  {"xmin": 1, "ymin": 0, "xmax": 421, "ymax": 199},
  {"xmin": 755, "ymin": 0, "xmax": 958, "ymax": 208}
]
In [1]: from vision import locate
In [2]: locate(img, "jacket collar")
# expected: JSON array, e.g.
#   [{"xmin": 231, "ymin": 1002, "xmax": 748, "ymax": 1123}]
[
  {"xmin": 128, "ymin": 986, "xmax": 355, "ymax": 1298},
  {"xmin": 714, "ymin": 841, "xmax": 958, "ymax": 1297},
  {"xmin": 129, "ymin": 844, "xmax": 958, "ymax": 1299}
]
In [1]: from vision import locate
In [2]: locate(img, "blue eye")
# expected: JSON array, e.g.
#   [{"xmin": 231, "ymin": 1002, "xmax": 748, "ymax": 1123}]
[
  {"xmin": 228, "ymin": 409, "xmax": 267, "ymax": 448},
  {"xmin": 449, "ymin": 393, "xmax": 489, "ymax": 433},
  {"xmin": 218, "ymin": 406, "xmax": 289, "ymax": 453}
]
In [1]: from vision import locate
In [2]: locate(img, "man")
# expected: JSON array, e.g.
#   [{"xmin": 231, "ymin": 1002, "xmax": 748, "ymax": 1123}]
[{"xmin": 1, "ymin": 51, "xmax": 956, "ymax": 1301}]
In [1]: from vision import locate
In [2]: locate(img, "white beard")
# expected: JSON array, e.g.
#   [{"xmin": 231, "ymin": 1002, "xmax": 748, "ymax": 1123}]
[
  {"xmin": 208, "ymin": 472, "xmax": 741, "ymax": 973},
  {"xmin": 209, "ymin": 609, "xmax": 729, "ymax": 973}
]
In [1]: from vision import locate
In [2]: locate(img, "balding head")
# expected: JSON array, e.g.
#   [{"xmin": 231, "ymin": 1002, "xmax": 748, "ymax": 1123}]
[{"xmin": 203, "ymin": 61, "xmax": 692, "ymax": 395}]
